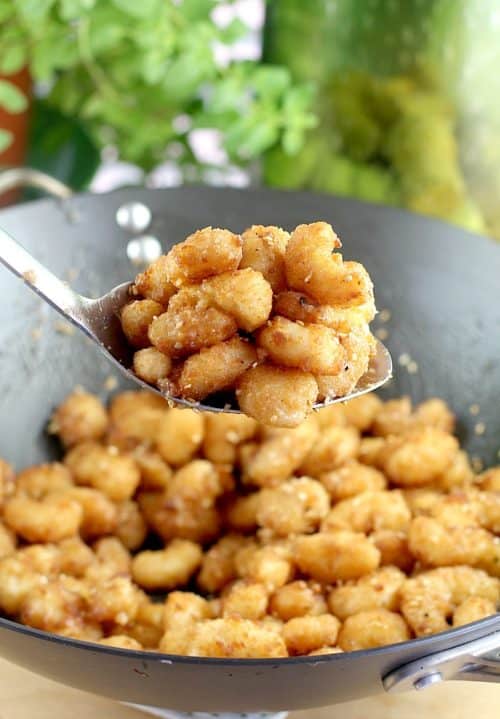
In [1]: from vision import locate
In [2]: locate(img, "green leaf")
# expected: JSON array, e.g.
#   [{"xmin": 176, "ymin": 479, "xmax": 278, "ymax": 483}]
[
  {"xmin": 0, "ymin": 0, "xmax": 15, "ymax": 22},
  {"xmin": 0, "ymin": 129, "xmax": 13, "ymax": 153},
  {"xmin": 225, "ymin": 116, "xmax": 279, "ymax": 159},
  {"xmin": 178, "ymin": 0, "xmax": 215, "ymax": 22},
  {"xmin": 17, "ymin": 0, "xmax": 55, "ymax": 24},
  {"xmin": 59, "ymin": 0, "xmax": 96, "ymax": 20},
  {"xmin": 251, "ymin": 66, "xmax": 291, "ymax": 100},
  {"xmin": 282, "ymin": 128, "xmax": 304, "ymax": 155},
  {"xmin": 218, "ymin": 18, "xmax": 248, "ymax": 45},
  {"xmin": 0, "ymin": 45, "xmax": 27, "ymax": 75},
  {"xmin": 0, "ymin": 80, "xmax": 28, "ymax": 114},
  {"xmin": 111, "ymin": 0, "xmax": 161, "ymax": 18}
]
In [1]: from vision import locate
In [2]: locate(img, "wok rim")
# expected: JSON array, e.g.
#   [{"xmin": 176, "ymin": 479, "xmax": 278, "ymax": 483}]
[
  {"xmin": 1, "ymin": 612, "xmax": 499, "ymax": 668},
  {"xmin": 0, "ymin": 185, "xmax": 500, "ymax": 676}
]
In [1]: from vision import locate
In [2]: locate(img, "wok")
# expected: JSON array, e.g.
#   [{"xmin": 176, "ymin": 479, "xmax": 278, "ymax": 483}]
[{"xmin": 0, "ymin": 169, "xmax": 499, "ymax": 716}]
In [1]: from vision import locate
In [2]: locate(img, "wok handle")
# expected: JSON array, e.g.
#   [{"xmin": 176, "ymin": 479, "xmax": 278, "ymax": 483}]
[
  {"xmin": 384, "ymin": 629, "xmax": 500, "ymax": 693},
  {"xmin": 0, "ymin": 167, "xmax": 72, "ymax": 200}
]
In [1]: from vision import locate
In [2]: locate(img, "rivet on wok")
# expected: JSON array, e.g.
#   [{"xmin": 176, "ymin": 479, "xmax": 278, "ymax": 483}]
[
  {"xmin": 126, "ymin": 235, "xmax": 162, "ymax": 267},
  {"xmin": 413, "ymin": 672, "xmax": 442, "ymax": 690},
  {"xmin": 116, "ymin": 202, "xmax": 152, "ymax": 233}
]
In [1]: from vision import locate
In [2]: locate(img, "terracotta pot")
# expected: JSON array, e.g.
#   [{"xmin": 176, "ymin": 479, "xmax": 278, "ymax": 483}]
[{"xmin": 0, "ymin": 66, "xmax": 31, "ymax": 206}]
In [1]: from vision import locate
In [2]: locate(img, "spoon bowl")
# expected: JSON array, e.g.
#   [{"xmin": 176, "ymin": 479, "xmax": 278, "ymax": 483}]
[{"xmin": 0, "ymin": 226, "xmax": 392, "ymax": 413}]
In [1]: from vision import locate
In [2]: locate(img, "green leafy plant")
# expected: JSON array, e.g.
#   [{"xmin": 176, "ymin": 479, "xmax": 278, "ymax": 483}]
[{"xmin": 0, "ymin": 0, "xmax": 316, "ymax": 182}]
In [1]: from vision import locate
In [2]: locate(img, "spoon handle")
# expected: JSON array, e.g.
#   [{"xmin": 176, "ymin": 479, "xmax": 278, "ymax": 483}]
[{"xmin": 0, "ymin": 226, "xmax": 87, "ymax": 324}]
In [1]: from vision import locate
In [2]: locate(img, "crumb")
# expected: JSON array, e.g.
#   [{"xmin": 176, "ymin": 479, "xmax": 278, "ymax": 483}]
[
  {"xmin": 22, "ymin": 270, "xmax": 36, "ymax": 283},
  {"xmin": 471, "ymin": 456, "xmax": 484, "ymax": 473},
  {"xmin": 469, "ymin": 404, "xmax": 480, "ymax": 416},
  {"xmin": 379, "ymin": 309, "xmax": 391, "ymax": 323},
  {"xmin": 103, "ymin": 376, "xmax": 118, "ymax": 392},
  {"xmin": 31, "ymin": 327, "xmax": 42, "ymax": 341},
  {"xmin": 474, "ymin": 422, "xmax": 486, "ymax": 436},
  {"xmin": 54, "ymin": 321, "xmax": 75, "ymax": 336},
  {"xmin": 398, "ymin": 353, "xmax": 410, "ymax": 366},
  {"xmin": 66, "ymin": 268, "xmax": 80, "ymax": 283},
  {"xmin": 375, "ymin": 328, "xmax": 389, "ymax": 341},
  {"xmin": 407, "ymin": 361, "xmax": 419, "ymax": 374}
]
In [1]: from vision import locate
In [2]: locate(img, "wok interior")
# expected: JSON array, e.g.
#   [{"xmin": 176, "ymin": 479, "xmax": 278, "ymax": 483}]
[{"xmin": 0, "ymin": 187, "xmax": 499, "ymax": 710}]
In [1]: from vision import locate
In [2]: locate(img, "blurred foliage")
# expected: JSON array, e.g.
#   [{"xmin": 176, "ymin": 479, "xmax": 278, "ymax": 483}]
[
  {"xmin": 264, "ymin": 66, "xmax": 486, "ymax": 235},
  {"xmin": 0, "ymin": 0, "xmax": 316, "ymax": 186},
  {"xmin": 263, "ymin": 0, "xmax": 500, "ymax": 238},
  {"xmin": 25, "ymin": 100, "xmax": 100, "ymax": 196}
]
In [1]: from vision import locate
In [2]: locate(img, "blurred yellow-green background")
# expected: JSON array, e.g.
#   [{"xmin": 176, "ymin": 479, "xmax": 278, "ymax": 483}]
[{"xmin": 1, "ymin": 0, "xmax": 499, "ymax": 238}]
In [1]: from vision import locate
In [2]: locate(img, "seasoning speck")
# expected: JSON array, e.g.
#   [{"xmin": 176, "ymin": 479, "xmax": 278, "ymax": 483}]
[
  {"xmin": 471, "ymin": 456, "xmax": 484, "ymax": 473},
  {"xmin": 31, "ymin": 327, "xmax": 42, "ymax": 341},
  {"xmin": 66, "ymin": 268, "xmax": 80, "ymax": 283},
  {"xmin": 54, "ymin": 321, "xmax": 75, "ymax": 336},
  {"xmin": 375, "ymin": 328, "xmax": 389, "ymax": 341},
  {"xmin": 23, "ymin": 270, "xmax": 36, "ymax": 283},
  {"xmin": 103, "ymin": 376, "xmax": 118, "ymax": 391},
  {"xmin": 474, "ymin": 422, "xmax": 486, "ymax": 436}
]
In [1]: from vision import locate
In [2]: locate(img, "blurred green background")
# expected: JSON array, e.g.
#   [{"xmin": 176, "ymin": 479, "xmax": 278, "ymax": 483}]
[{"xmin": 1, "ymin": 0, "xmax": 500, "ymax": 238}]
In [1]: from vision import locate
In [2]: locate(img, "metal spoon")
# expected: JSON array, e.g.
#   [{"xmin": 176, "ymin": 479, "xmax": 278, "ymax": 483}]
[{"xmin": 0, "ymin": 227, "xmax": 392, "ymax": 413}]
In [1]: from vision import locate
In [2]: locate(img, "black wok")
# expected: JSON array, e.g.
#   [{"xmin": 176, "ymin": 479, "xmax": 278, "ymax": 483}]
[{"xmin": 0, "ymin": 172, "xmax": 499, "ymax": 714}]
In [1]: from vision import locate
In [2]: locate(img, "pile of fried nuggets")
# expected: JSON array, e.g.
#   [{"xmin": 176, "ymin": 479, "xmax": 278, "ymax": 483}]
[
  {"xmin": 122, "ymin": 221, "xmax": 376, "ymax": 426},
  {"xmin": 0, "ymin": 388, "xmax": 498, "ymax": 658}
]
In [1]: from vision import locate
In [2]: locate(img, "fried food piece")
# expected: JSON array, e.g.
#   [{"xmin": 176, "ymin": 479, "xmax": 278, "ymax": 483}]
[
  {"xmin": 293, "ymin": 531, "xmax": 380, "ymax": 583},
  {"xmin": 321, "ymin": 490, "xmax": 410, "ymax": 534},
  {"xmin": 300, "ymin": 425, "xmax": 360, "ymax": 476},
  {"xmin": 197, "ymin": 534, "xmax": 250, "ymax": 593},
  {"xmin": 121, "ymin": 300, "xmax": 164, "ymax": 349},
  {"xmin": 177, "ymin": 337, "xmax": 257, "ymax": 401},
  {"xmin": 64, "ymin": 442, "xmax": 140, "ymax": 502},
  {"xmin": 270, "ymin": 581, "xmax": 327, "ymax": 621},
  {"xmin": 328, "ymin": 566, "xmax": 406, "ymax": 620},
  {"xmin": 315, "ymin": 325, "xmax": 375, "ymax": 400},
  {"xmin": 49, "ymin": 391, "xmax": 108, "ymax": 448},
  {"xmin": 148, "ymin": 300, "xmax": 237, "ymax": 358},
  {"xmin": 382, "ymin": 428, "xmax": 458, "ymax": 487},
  {"xmin": 337, "ymin": 609, "xmax": 410, "ymax": 650},
  {"xmin": 202, "ymin": 269, "xmax": 273, "ymax": 332},
  {"xmin": 155, "ymin": 408, "xmax": 204, "ymax": 466},
  {"xmin": 4, "ymin": 494, "xmax": 83, "ymax": 543},
  {"xmin": 256, "ymin": 477, "xmax": 330, "ymax": 536},
  {"xmin": 319, "ymin": 460, "xmax": 386, "ymax": 501},
  {"xmin": 133, "ymin": 348, "xmax": 172, "ymax": 385},
  {"xmin": 400, "ymin": 566, "xmax": 499, "ymax": 636},
  {"xmin": 283, "ymin": 614, "xmax": 340, "ymax": 655},
  {"xmin": 221, "ymin": 580, "xmax": 269, "ymax": 620},
  {"xmin": 274, "ymin": 290, "xmax": 375, "ymax": 333},
  {"xmin": 258, "ymin": 317, "xmax": 346, "ymax": 375},
  {"xmin": 284, "ymin": 222, "xmax": 373, "ymax": 307},
  {"xmin": 131, "ymin": 540, "xmax": 203, "ymax": 591},
  {"xmin": 202, "ymin": 414, "xmax": 257, "ymax": 465},
  {"xmin": 132, "ymin": 256, "xmax": 176, "ymax": 304},
  {"xmin": 240, "ymin": 225, "xmax": 290, "ymax": 293},
  {"xmin": 237, "ymin": 365, "xmax": 318, "ymax": 428},
  {"xmin": 160, "ymin": 616, "xmax": 287, "ymax": 658},
  {"xmin": 240, "ymin": 416, "xmax": 318, "ymax": 488},
  {"xmin": 164, "ymin": 227, "xmax": 242, "ymax": 286}
]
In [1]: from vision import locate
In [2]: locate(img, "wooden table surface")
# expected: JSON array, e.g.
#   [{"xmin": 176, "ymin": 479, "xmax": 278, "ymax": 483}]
[{"xmin": 0, "ymin": 657, "xmax": 497, "ymax": 719}]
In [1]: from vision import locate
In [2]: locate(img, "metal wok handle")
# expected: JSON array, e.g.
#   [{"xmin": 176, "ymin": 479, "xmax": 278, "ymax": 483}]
[
  {"xmin": 384, "ymin": 630, "xmax": 500, "ymax": 693},
  {"xmin": 0, "ymin": 167, "xmax": 73, "ymax": 199}
]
